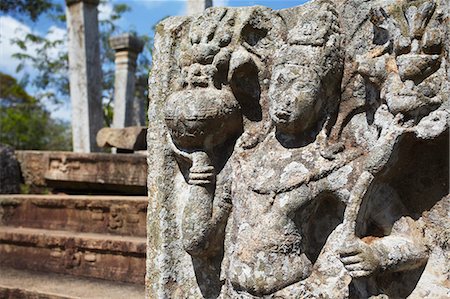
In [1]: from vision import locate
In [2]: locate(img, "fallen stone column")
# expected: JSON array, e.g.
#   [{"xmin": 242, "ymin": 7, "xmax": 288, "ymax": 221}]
[{"xmin": 96, "ymin": 126, "xmax": 147, "ymax": 152}]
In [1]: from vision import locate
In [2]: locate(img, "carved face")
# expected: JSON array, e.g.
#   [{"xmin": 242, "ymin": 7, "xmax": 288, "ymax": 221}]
[{"xmin": 269, "ymin": 64, "xmax": 323, "ymax": 135}]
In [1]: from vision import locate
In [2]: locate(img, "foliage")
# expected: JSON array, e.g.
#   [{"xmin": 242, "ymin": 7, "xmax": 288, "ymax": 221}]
[
  {"xmin": 9, "ymin": 0, "xmax": 152, "ymax": 126},
  {"xmin": 0, "ymin": 72, "xmax": 71, "ymax": 150},
  {"xmin": 0, "ymin": 0, "xmax": 54, "ymax": 22}
]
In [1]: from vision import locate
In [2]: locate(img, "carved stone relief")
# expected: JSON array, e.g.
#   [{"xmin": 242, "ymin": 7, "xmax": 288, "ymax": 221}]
[{"xmin": 146, "ymin": 0, "xmax": 449, "ymax": 298}]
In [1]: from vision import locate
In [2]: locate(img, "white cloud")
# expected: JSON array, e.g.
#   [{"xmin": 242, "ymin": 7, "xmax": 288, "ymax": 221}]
[
  {"xmin": 0, "ymin": 16, "xmax": 66, "ymax": 76},
  {"xmin": 98, "ymin": 2, "xmax": 114, "ymax": 21},
  {"xmin": 0, "ymin": 16, "xmax": 34, "ymax": 75},
  {"xmin": 45, "ymin": 98, "xmax": 72, "ymax": 122},
  {"xmin": 46, "ymin": 26, "xmax": 67, "ymax": 60},
  {"xmin": 0, "ymin": 16, "xmax": 69, "ymax": 121}
]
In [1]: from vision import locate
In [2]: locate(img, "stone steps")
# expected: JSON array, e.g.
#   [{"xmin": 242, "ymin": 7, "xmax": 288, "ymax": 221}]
[
  {"xmin": 0, "ymin": 266, "xmax": 144, "ymax": 299},
  {"xmin": 0, "ymin": 226, "xmax": 146, "ymax": 284},
  {"xmin": 0, "ymin": 194, "xmax": 147, "ymax": 287},
  {"xmin": 0, "ymin": 194, "xmax": 147, "ymax": 237}
]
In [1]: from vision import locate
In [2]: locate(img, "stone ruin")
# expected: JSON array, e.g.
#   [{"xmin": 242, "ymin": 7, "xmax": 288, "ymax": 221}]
[{"xmin": 146, "ymin": 0, "xmax": 449, "ymax": 298}]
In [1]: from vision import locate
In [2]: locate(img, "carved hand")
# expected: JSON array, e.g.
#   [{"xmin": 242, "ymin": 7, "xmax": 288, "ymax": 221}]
[
  {"xmin": 189, "ymin": 151, "xmax": 215, "ymax": 186},
  {"xmin": 339, "ymin": 238, "xmax": 381, "ymax": 278}
]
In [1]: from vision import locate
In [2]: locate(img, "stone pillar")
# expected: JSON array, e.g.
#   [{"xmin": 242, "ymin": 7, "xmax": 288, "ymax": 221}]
[
  {"xmin": 187, "ymin": 0, "xmax": 212, "ymax": 15},
  {"xmin": 66, "ymin": 0, "xmax": 103, "ymax": 153},
  {"xmin": 109, "ymin": 34, "xmax": 144, "ymax": 128}
]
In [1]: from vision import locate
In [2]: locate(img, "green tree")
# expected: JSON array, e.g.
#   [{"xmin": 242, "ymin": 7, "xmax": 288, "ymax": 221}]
[
  {"xmin": 0, "ymin": 0, "xmax": 54, "ymax": 22},
  {"xmin": 8, "ymin": 0, "xmax": 152, "ymax": 126},
  {"xmin": 0, "ymin": 72, "xmax": 71, "ymax": 150}
]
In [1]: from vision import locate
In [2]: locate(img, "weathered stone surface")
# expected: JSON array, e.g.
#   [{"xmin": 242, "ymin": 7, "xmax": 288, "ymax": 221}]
[
  {"xmin": 66, "ymin": 0, "xmax": 103, "ymax": 152},
  {"xmin": 16, "ymin": 151, "xmax": 147, "ymax": 194},
  {"xmin": 97, "ymin": 126, "xmax": 147, "ymax": 151},
  {"xmin": 0, "ymin": 195, "xmax": 147, "ymax": 237},
  {"xmin": 0, "ymin": 227, "xmax": 145, "ymax": 284},
  {"xmin": 110, "ymin": 34, "xmax": 145, "ymax": 128},
  {"xmin": 0, "ymin": 145, "xmax": 21, "ymax": 194},
  {"xmin": 146, "ymin": 0, "xmax": 449, "ymax": 298}
]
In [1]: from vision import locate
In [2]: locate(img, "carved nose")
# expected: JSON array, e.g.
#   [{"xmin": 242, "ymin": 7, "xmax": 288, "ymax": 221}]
[{"xmin": 193, "ymin": 43, "xmax": 220, "ymax": 64}]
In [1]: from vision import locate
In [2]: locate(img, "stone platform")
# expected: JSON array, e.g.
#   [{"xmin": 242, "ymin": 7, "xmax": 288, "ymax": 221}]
[
  {"xmin": 16, "ymin": 151, "xmax": 147, "ymax": 194},
  {"xmin": 0, "ymin": 194, "xmax": 146, "ymax": 285}
]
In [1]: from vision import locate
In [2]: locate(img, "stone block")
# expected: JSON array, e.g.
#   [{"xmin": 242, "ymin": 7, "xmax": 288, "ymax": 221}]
[
  {"xmin": 0, "ymin": 227, "xmax": 145, "ymax": 284},
  {"xmin": 16, "ymin": 151, "xmax": 146, "ymax": 194},
  {"xmin": 0, "ymin": 195, "xmax": 147, "ymax": 237},
  {"xmin": 96, "ymin": 126, "xmax": 147, "ymax": 151}
]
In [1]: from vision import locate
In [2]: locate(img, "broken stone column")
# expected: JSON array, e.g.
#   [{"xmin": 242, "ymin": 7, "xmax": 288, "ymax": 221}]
[
  {"xmin": 109, "ymin": 34, "xmax": 144, "ymax": 128},
  {"xmin": 66, "ymin": 0, "xmax": 103, "ymax": 153},
  {"xmin": 187, "ymin": 0, "xmax": 212, "ymax": 15},
  {"xmin": 147, "ymin": 0, "xmax": 449, "ymax": 298}
]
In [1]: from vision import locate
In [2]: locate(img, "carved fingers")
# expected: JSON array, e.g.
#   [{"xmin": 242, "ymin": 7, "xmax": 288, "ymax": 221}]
[
  {"xmin": 189, "ymin": 165, "xmax": 215, "ymax": 185},
  {"xmin": 189, "ymin": 151, "xmax": 216, "ymax": 186},
  {"xmin": 339, "ymin": 239, "xmax": 381, "ymax": 278}
]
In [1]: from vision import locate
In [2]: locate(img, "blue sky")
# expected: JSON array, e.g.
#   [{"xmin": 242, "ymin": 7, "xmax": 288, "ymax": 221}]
[{"xmin": 0, "ymin": 0, "xmax": 308, "ymax": 121}]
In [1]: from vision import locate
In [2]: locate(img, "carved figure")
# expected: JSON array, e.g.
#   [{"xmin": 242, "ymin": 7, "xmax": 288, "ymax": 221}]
[{"xmin": 147, "ymin": 0, "xmax": 449, "ymax": 298}]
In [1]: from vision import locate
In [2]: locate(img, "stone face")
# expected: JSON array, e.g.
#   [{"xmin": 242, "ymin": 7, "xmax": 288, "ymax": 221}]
[
  {"xmin": 146, "ymin": 0, "xmax": 449, "ymax": 298},
  {"xmin": 0, "ymin": 145, "xmax": 21, "ymax": 194},
  {"xmin": 66, "ymin": 0, "xmax": 103, "ymax": 152},
  {"xmin": 97, "ymin": 126, "xmax": 147, "ymax": 151},
  {"xmin": 16, "ymin": 151, "xmax": 147, "ymax": 194},
  {"xmin": 110, "ymin": 34, "xmax": 145, "ymax": 128}
]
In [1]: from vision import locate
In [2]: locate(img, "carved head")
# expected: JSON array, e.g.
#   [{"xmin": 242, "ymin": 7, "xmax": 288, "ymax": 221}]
[
  {"xmin": 268, "ymin": 3, "xmax": 342, "ymax": 136},
  {"xmin": 269, "ymin": 60, "xmax": 324, "ymax": 135}
]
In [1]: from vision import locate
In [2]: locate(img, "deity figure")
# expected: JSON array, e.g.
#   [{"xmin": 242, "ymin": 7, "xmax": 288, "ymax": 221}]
[
  {"xmin": 147, "ymin": 0, "xmax": 449, "ymax": 298},
  {"xmin": 165, "ymin": 3, "xmax": 359, "ymax": 297}
]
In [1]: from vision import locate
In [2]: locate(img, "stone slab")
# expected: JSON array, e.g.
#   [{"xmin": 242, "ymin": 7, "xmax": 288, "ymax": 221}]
[
  {"xmin": 96, "ymin": 126, "xmax": 147, "ymax": 151},
  {"xmin": 0, "ymin": 227, "xmax": 146, "ymax": 284},
  {"xmin": 15, "ymin": 151, "xmax": 147, "ymax": 194},
  {"xmin": 0, "ymin": 267, "xmax": 144, "ymax": 299},
  {"xmin": 146, "ymin": 1, "xmax": 449, "ymax": 298},
  {"xmin": 0, "ymin": 195, "xmax": 147, "ymax": 237}
]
